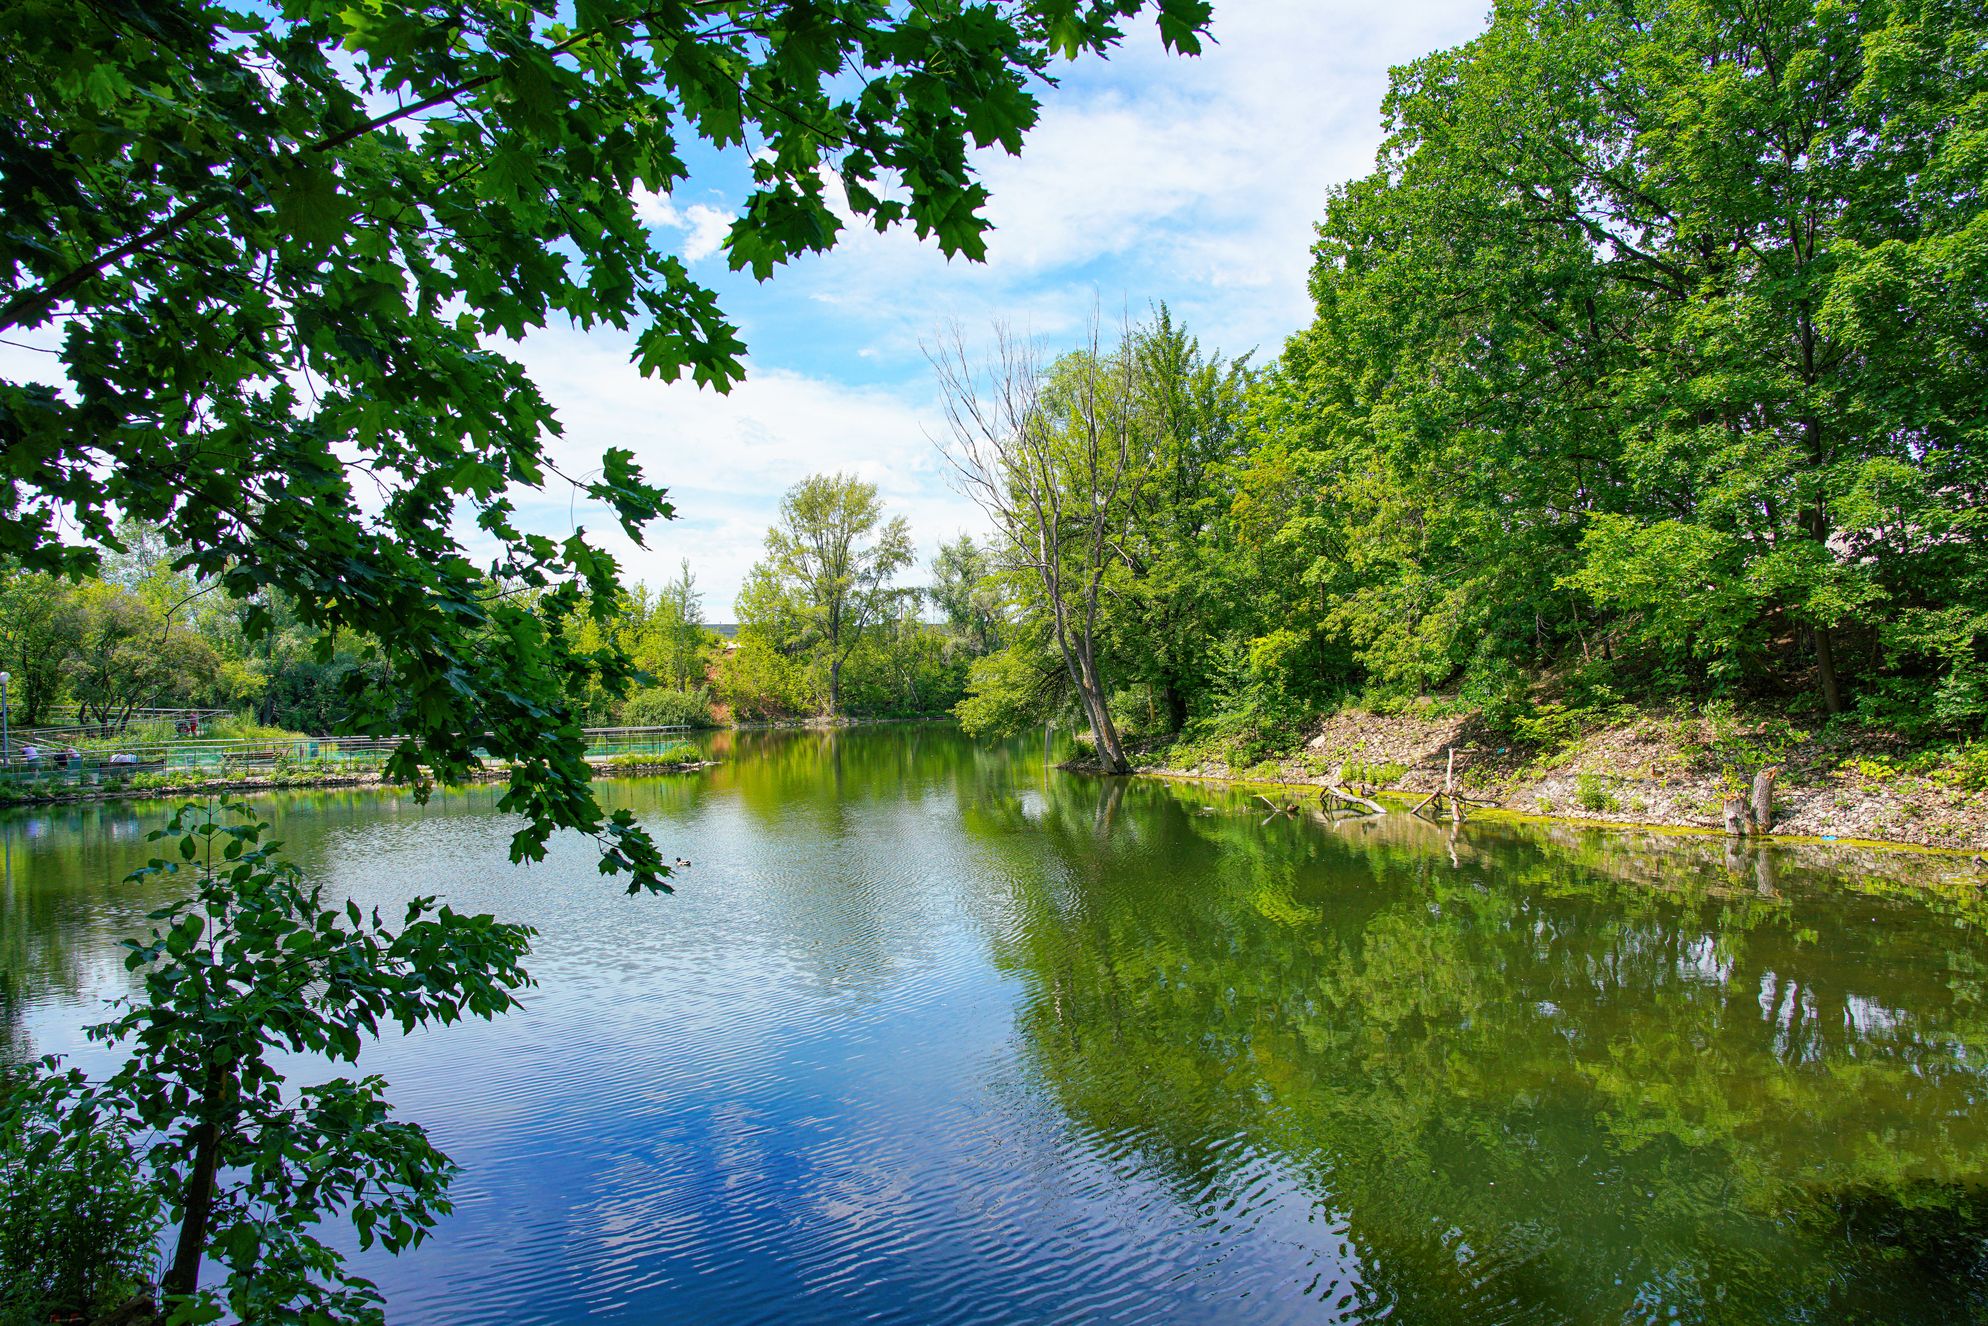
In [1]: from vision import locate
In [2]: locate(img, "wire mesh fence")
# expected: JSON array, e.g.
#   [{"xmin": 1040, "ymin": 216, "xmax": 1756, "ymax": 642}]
[{"xmin": 0, "ymin": 726, "xmax": 705, "ymax": 787}]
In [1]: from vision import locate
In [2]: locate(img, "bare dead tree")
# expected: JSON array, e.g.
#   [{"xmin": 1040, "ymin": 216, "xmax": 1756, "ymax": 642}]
[{"xmin": 927, "ymin": 314, "xmax": 1135, "ymax": 774}]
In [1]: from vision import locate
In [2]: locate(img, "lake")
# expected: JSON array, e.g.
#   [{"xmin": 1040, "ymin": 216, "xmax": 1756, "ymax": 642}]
[{"xmin": 5, "ymin": 725, "xmax": 1988, "ymax": 1324}]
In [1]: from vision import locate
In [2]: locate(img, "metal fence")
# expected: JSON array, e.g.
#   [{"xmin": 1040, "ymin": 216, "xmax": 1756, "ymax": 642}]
[
  {"xmin": 0, "ymin": 726, "xmax": 704, "ymax": 787},
  {"xmin": 5, "ymin": 708, "xmax": 231, "ymax": 745}
]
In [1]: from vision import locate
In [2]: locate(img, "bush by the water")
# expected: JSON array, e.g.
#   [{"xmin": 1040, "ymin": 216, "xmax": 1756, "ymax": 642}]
[
  {"xmin": 620, "ymin": 687, "xmax": 715, "ymax": 728},
  {"xmin": 0, "ymin": 1066, "xmax": 159, "ymax": 1325}
]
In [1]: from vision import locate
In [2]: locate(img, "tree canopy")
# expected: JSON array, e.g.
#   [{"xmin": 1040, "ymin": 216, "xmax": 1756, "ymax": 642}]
[
  {"xmin": 1258, "ymin": 0, "xmax": 1988, "ymax": 724},
  {"xmin": 735, "ymin": 472, "xmax": 926, "ymax": 718}
]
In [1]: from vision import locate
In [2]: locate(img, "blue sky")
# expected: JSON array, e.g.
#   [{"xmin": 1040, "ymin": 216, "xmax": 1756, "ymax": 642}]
[{"xmin": 510, "ymin": 0, "xmax": 1492, "ymax": 619}]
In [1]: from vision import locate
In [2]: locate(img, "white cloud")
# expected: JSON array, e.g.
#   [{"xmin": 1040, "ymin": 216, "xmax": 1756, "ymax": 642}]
[
  {"xmin": 631, "ymin": 189, "xmax": 736, "ymax": 263},
  {"xmin": 499, "ymin": 327, "xmax": 986, "ymax": 618},
  {"xmin": 755, "ymin": 0, "xmax": 1489, "ymax": 361}
]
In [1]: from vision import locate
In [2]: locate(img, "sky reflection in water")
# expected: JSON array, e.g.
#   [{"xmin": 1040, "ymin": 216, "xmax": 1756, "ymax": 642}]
[{"xmin": 5, "ymin": 726, "xmax": 1988, "ymax": 1324}]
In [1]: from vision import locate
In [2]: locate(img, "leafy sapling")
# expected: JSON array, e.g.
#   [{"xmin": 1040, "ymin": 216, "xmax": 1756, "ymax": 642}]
[{"xmin": 83, "ymin": 800, "xmax": 534, "ymax": 1324}]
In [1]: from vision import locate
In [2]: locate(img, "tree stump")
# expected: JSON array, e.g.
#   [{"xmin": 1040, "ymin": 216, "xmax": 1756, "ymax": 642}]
[{"xmin": 1751, "ymin": 765, "xmax": 1780, "ymax": 834}]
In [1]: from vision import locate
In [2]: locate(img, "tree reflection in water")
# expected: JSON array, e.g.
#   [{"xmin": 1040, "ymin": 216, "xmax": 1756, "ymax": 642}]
[
  {"xmin": 6, "ymin": 729, "xmax": 1988, "ymax": 1322},
  {"xmin": 980, "ymin": 772, "xmax": 1988, "ymax": 1323}
]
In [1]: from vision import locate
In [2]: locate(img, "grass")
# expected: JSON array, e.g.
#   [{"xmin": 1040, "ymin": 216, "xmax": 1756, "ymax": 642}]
[
  {"xmin": 203, "ymin": 715, "xmax": 310, "ymax": 742},
  {"xmin": 0, "ymin": 759, "xmax": 391, "ymax": 805},
  {"xmin": 1342, "ymin": 759, "xmax": 1408, "ymax": 787},
  {"xmin": 592, "ymin": 745, "xmax": 700, "ymax": 770}
]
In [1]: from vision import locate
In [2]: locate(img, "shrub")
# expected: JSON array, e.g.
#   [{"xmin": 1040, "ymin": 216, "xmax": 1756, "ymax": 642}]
[
  {"xmin": 1704, "ymin": 699, "xmax": 1807, "ymax": 778},
  {"xmin": 204, "ymin": 713, "xmax": 307, "ymax": 742},
  {"xmin": 0, "ymin": 778, "xmax": 63, "ymax": 805},
  {"xmin": 1460, "ymin": 656, "xmax": 1531, "ymax": 733},
  {"xmin": 1508, "ymin": 702, "xmax": 1586, "ymax": 751},
  {"xmin": 619, "ymin": 686, "xmax": 715, "ymax": 728},
  {"xmin": 716, "ymin": 638, "xmax": 815, "ymax": 722},
  {"xmin": 1169, "ymin": 710, "xmax": 1305, "ymax": 771},
  {"xmin": 1928, "ymin": 743, "xmax": 1988, "ymax": 793},
  {"xmin": 0, "ymin": 1064, "xmax": 159, "ymax": 1325},
  {"xmin": 1574, "ymin": 774, "xmax": 1622, "ymax": 813}
]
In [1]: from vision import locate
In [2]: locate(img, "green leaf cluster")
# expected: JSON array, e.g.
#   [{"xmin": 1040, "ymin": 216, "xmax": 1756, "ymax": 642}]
[
  {"xmin": 0, "ymin": 0, "xmax": 1211, "ymax": 889},
  {"xmin": 53, "ymin": 799, "xmax": 537, "ymax": 1323}
]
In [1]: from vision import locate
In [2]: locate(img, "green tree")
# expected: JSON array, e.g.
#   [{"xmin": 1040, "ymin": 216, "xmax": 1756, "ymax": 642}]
[
  {"xmin": 935, "ymin": 309, "xmax": 1249, "ymax": 757},
  {"xmin": 631, "ymin": 561, "xmax": 709, "ymax": 694},
  {"xmin": 752, "ymin": 473, "xmax": 915, "ymax": 717},
  {"xmin": 1245, "ymin": 0, "xmax": 1988, "ymax": 725},
  {"xmin": 931, "ymin": 535, "xmax": 1004, "ymax": 657},
  {"xmin": 932, "ymin": 319, "xmax": 1140, "ymax": 771},
  {"xmin": 841, "ymin": 589, "xmax": 965, "ymax": 716},
  {"xmin": 1116, "ymin": 305, "xmax": 1252, "ymax": 732},
  {"xmin": 714, "ymin": 631, "xmax": 814, "ymax": 722},
  {"xmin": 63, "ymin": 583, "xmax": 219, "ymax": 733},
  {"xmin": 0, "ymin": 568, "xmax": 82, "ymax": 728},
  {"xmin": 0, "ymin": 0, "xmax": 1212, "ymax": 889},
  {"xmin": 85, "ymin": 802, "xmax": 534, "ymax": 1322}
]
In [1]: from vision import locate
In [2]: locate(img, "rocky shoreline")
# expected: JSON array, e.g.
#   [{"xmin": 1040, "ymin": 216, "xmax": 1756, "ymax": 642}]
[{"xmin": 1109, "ymin": 708, "xmax": 1988, "ymax": 857}]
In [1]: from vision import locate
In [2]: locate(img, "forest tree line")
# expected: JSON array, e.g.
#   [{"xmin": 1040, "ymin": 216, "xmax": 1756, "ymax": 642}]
[
  {"xmin": 3, "ymin": 0, "xmax": 1981, "ymax": 763},
  {"xmin": 933, "ymin": 0, "xmax": 1986, "ymax": 770},
  {"xmin": 0, "ymin": 485, "xmax": 990, "ymax": 737}
]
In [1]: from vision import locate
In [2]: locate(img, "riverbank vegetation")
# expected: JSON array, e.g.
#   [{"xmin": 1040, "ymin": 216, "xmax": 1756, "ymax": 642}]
[
  {"xmin": 929, "ymin": 1, "xmax": 1988, "ymax": 838},
  {"xmin": 0, "ymin": 484, "xmax": 984, "ymax": 741},
  {"xmin": 10, "ymin": 0, "xmax": 1983, "ymax": 842},
  {"xmin": 0, "ymin": 741, "xmax": 706, "ymax": 809}
]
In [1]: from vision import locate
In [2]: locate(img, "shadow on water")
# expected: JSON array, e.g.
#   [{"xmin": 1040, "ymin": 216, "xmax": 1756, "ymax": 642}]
[{"xmin": 5, "ymin": 725, "xmax": 1988, "ymax": 1323}]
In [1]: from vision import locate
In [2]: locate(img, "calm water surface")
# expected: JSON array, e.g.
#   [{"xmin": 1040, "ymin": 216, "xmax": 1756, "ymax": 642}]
[{"xmin": 5, "ymin": 726, "xmax": 1988, "ymax": 1324}]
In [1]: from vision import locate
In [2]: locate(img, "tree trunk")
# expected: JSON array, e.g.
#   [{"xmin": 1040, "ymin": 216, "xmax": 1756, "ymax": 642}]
[
  {"xmin": 163, "ymin": 1062, "xmax": 230, "ymax": 1302},
  {"xmin": 827, "ymin": 657, "xmax": 842, "ymax": 719},
  {"xmin": 1813, "ymin": 624, "xmax": 1844, "ymax": 715},
  {"xmin": 1093, "ymin": 706, "xmax": 1130, "ymax": 775},
  {"xmin": 1161, "ymin": 681, "xmax": 1187, "ymax": 735},
  {"xmin": 1074, "ymin": 645, "xmax": 1129, "ymax": 775},
  {"xmin": 1723, "ymin": 797, "xmax": 1748, "ymax": 838}
]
